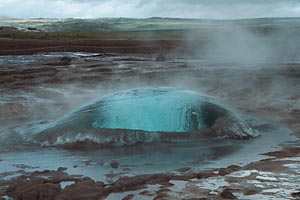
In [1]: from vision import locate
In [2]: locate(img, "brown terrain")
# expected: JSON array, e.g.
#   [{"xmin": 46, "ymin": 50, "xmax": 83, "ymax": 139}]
[
  {"xmin": 0, "ymin": 31, "xmax": 300, "ymax": 199},
  {"xmin": 0, "ymin": 38, "xmax": 183, "ymax": 55}
]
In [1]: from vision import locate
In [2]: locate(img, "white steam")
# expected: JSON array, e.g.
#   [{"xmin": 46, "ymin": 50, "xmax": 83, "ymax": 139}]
[{"xmin": 185, "ymin": 21, "xmax": 300, "ymax": 64}]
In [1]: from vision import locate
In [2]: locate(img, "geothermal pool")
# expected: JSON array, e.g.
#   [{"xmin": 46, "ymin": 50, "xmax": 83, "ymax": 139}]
[
  {"xmin": 29, "ymin": 88, "xmax": 257, "ymax": 147},
  {"xmin": 0, "ymin": 52, "xmax": 299, "ymax": 200},
  {"xmin": 0, "ymin": 116, "xmax": 295, "ymax": 183},
  {"xmin": 0, "ymin": 87, "xmax": 296, "ymax": 183}
]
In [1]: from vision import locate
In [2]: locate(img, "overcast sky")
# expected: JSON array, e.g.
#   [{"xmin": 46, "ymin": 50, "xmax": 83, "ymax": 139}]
[{"xmin": 1, "ymin": 0, "xmax": 300, "ymax": 19}]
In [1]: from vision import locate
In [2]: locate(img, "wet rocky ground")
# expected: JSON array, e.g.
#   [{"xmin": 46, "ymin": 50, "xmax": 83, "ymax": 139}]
[
  {"xmin": 0, "ymin": 53, "xmax": 300, "ymax": 199},
  {"xmin": 1, "ymin": 144, "xmax": 300, "ymax": 199}
]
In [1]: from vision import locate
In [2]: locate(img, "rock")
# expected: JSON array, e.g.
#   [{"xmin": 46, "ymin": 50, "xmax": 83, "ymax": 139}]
[
  {"xmin": 112, "ymin": 175, "xmax": 150, "ymax": 192},
  {"xmin": 145, "ymin": 174, "xmax": 170, "ymax": 185},
  {"xmin": 244, "ymin": 188, "xmax": 260, "ymax": 195},
  {"xmin": 0, "ymin": 26, "xmax": 18, "ymax": 31},
  {"xmin": 122, "ymin": 194, "xmax": 134, "ymax": 200},
  {"xmin": 122, "ymin": 167, "xmax": 131, "ymax": 172},
  {"xmin": 291, "ymin": 191, "xmax": 300, "ymax": 198},
  {"xmin": 175, "ymin": 167, "xmax": 191, "ymax": 173},
  {"xmin": 6, "ymin": 178, "xmax": 61, "ymax": 200},
  {"xmin": 30, "ymin": 169, "xmax": 71, "ymax": 181},
  {"xmin": 139, "ymin": 190, "xmax": 153, "ymax": 197},
  {"xmin": 111, "ymin": 173, "xmax": 173, "ymax": 193},
  {"xmin": 155, "ymin": 54, "xmax": 166, "ymax": 61},
  {"xmin": 154, "ymin": 192, "xmax": 170, "ymax": 199},
  {"xmin": 110, "ymin": 160, "xmax": 119, "ymax": 169},
  {"xmin": 218, "ymin": 165, "xmax": 241, "ymax": 176},
  {"xmin": 55, "ymin": 179, "xmax": 108, "ymax": 200},
  {"xmin": 25, "ymin": 27, "xmax": 43, "ymax": 32},
  {"xmin": 263, "ymin": 147, "xmax": 300, "ymax": 158},
  {"xmin": 97, "ymin": 160, "xmax": 105, "ymax": 166},
  {"xmin": 220, "ymin": 188, "xmax": 237, "ymax": 199},
  {"xmin": 58, "ymin": 167, "xmax": 67, "ymax": 172},
  {"xmin": 84, "ymin": 160, "xmax": 92, "ymax": 166},
  {"xmin": 44, "ymin": 56, "xmax": 72, "ymax": 66},
  {"xmin": 60, "ymin": 56, "xmax": 72, "ymax": 63}
]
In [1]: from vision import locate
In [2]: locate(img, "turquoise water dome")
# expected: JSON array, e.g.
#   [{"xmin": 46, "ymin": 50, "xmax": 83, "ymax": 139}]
[
  {"xmin": 92, "ymin": 88, "xmax": 207, "ymax": 132},
  {"xmin": 32, "ymin": 88, "xmax": 258, "ymax": 147}
]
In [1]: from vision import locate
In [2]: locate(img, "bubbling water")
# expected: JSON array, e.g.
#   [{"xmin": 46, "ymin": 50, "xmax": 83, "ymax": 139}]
[
  {"xmin": 92, "ymin": 88, "xmax": 207, "ymax": 132},
  {"xmin": 31, "ymin": 88, "xmax": 258, "ymax": 147}
]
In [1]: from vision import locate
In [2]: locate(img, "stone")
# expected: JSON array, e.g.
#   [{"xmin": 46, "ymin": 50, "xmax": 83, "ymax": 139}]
[
  {"xmin": 220, "ymin": 188, "xmax": 237, "ymax": 199},
  {"xmin": 291, "ymin": 191, "xmax": 300, "ymax": 198},
  {"xmin": 0, "ymin": 26, "xmax": 18, "ymax": 31},
  {"xmin": 60, "ymin": 56, "xmax": 72, "ymax": 63},
  {"xmin": 55, "ymin": 180, "xmax": 107, "ymax": 200},
  {"xmin": 110, "ymin": 160, "xmax": 119, "ymax": 169},
  {"xmin": 218, "ymin": 165, "xmax": 241, "ymax": 176},
  {"xmin": 6, "ymin": 178, "xmax": 61, "ymax": 200},
  {"xmin": 122, "ymin": 194, "xmax": 134, "ymax": 200}
]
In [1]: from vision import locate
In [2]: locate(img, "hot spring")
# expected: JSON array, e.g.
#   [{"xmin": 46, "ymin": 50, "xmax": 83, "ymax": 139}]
[
  {"xmin": 31, "ymin": 87, "xmax": 259, "ymax": 147},
  {"xmin": 0, "ymin": 87, "xmax": 296, "ymax": 184}
]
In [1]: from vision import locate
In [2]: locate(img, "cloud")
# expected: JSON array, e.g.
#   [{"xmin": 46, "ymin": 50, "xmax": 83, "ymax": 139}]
[{"xmin": 1, "ymin": 0, "xmax": 300, "ymax": 19}]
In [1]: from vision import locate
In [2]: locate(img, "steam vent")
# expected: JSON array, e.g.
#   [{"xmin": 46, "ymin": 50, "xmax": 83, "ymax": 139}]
[{"xmin": 33, "ymin": 88, "xmax": 258, "ymax": 146}]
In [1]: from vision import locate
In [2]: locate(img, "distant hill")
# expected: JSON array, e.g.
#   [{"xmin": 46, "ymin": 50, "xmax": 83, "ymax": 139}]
[{"xmin": 1, "ymin": 17, "xmax": 300, "ymax": 32}]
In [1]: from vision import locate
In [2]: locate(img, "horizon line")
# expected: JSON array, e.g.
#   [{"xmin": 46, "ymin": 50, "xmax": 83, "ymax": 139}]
[{"xmin": 1, "ymin": 16, "xmax": 299, "ymax": 21}]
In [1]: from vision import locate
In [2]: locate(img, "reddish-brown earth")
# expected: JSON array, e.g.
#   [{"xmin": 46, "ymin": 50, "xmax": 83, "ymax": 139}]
[
  {"xmin": 0, "ymin": 42, "xmax": 299, "ymax": 199},
  {"xmin": 0, "ymin": 39, "xmax": 183, "ymax": 55}
]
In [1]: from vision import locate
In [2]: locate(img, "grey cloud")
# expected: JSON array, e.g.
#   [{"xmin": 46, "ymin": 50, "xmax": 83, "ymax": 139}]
[{"xmin": 1, "ymin": 0, "xmax": 300, "ymax": 19}]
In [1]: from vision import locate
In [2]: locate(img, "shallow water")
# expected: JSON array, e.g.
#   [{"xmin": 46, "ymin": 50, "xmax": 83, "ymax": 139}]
[
  {"xmin": 0, "ymin": 119, "xmax": 296, "ymax": 183},
  {"xmin": 0, "ymin": 52, "xmax": 299, "ymax": 185},
  {"xmin": 0, "ymin": 86, "xmax": 296, "ymax": 183}
]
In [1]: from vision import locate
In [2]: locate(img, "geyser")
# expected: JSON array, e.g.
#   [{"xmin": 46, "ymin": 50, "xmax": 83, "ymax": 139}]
[
  {"xmin": 92, "ymin": 89, "xmax": 207, "ymax": 132},
  {"xmin": 32, "ymin": 88, "xmax": 258, "ymax": 146}
]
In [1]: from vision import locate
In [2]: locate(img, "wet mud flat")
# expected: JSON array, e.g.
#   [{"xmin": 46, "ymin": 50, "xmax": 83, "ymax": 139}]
[
  {"xmin": 1, "ymin": 144, "xmax": 300, "ymax": 200},
  {"xmin": 0, "ymin": 52, "xmax": 300, "ymax": 199}
]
